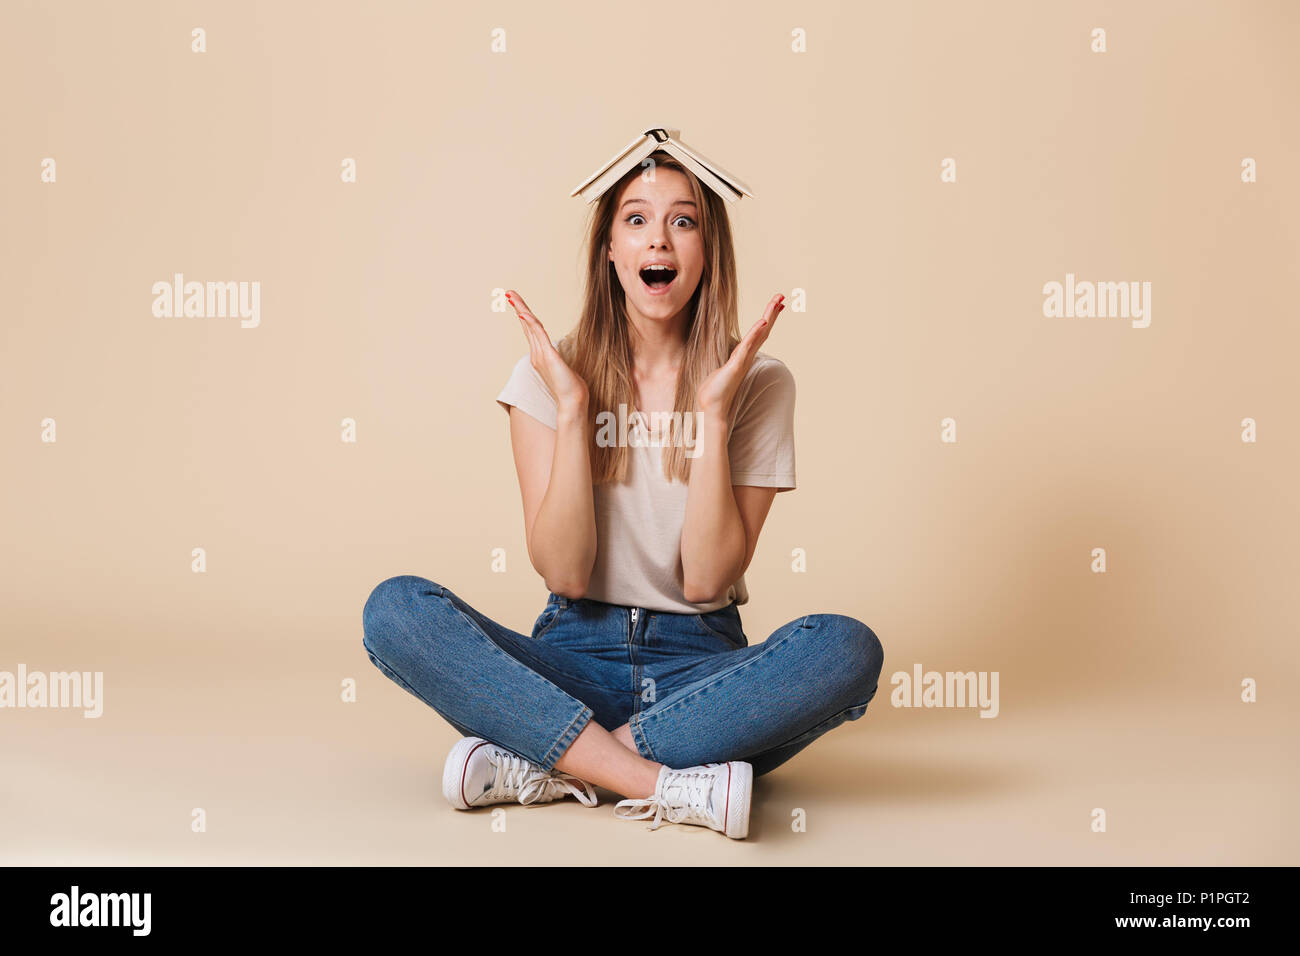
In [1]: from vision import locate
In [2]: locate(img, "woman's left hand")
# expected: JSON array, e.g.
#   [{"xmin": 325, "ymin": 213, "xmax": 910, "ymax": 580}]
[{"xmin": 695, "ymin": 293, "xmax": 786, "ymax": 417}]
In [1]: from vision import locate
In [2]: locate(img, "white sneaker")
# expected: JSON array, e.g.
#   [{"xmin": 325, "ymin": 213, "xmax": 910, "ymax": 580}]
[
  {"xmin": 442, "ymin": 737, "xmax": 598, "ymax": 810},
  {"xmin": 613, "ymin": 761, "xmax": 753, "ymax": 839}
]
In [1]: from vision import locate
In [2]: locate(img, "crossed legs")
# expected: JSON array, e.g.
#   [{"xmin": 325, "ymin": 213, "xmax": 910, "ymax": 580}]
[{"xmin": 362, "ymin": 575, "xmax": 884, "ymax": 799}]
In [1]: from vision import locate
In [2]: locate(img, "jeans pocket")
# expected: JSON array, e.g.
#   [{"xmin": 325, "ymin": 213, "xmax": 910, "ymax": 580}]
[
  {"xmin": 532, "ymin": 593, "xmax": 570, "ymax": 640},
  {"xmin": 693, "ymin": 605, "xmax": 748, "ymax": 649}
]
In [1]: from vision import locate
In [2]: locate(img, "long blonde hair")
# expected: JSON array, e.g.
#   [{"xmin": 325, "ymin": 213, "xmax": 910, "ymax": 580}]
[{"xmin": 557, "ymin": 151, "xmax": 740, "ymax": 485}]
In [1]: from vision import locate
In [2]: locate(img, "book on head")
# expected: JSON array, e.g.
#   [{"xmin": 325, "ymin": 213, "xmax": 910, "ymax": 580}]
[{"xmin": 570, "ymin": 126, "xmax": 754, "ymax": 205}]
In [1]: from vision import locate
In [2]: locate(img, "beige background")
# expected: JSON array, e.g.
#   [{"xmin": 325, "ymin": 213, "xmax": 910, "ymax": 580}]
[{"xmin": 2, "ymin": 0, "xmax": 1297, "ymax": 864}]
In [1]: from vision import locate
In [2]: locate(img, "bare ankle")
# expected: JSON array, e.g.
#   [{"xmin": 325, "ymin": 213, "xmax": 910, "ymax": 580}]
[
  {"xmin": 611, "ymin": 723, "xmax": 640, "ymax": 753},
  {"xmin": 553, "ymin": 722, "xmax": 663, "ymax": 799}
]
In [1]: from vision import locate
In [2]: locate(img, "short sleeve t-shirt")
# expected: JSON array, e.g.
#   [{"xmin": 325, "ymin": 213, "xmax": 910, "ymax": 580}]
[{"xmin": 495, "ymin": 351, "xmax": 796, "ymax": 614}]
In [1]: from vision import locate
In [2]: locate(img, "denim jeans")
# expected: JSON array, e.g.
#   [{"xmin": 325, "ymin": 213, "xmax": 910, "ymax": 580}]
[{"xmin": 361, "ymin": 575, "xmax": 884, "ymax": 777}]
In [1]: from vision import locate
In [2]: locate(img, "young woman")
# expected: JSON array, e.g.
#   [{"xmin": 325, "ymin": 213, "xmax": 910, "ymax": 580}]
[{"xmin": 362, "ymin": 151, "xmax": 884, "ymax": 840}]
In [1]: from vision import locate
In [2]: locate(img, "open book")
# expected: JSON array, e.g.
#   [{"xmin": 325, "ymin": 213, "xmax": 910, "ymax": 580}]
[{"xmin": 570, "ymin": 127, "xmax": 754, "ymax": 205}]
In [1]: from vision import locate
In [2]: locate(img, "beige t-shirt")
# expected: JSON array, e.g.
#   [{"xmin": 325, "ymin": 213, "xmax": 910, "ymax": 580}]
[{"xmin": 496, "ymin": 350, "xmax": 796, "ymax": 614}]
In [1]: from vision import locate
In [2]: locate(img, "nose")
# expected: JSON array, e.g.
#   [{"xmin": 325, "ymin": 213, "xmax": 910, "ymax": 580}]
[{"xmin": 647, "ymin": 221, "xmax": 670, "ymax": 248}]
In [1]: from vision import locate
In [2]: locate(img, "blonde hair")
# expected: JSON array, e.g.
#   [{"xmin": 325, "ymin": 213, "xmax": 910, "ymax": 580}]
[{"xmin": 557, "ymin": 151, "xmax": 740, "ymax": 485}]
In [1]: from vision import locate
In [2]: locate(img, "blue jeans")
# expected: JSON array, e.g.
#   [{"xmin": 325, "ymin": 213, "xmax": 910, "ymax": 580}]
[{"xmin": 361, "ymin": 575, "xmax": 884, "ymax": 777}]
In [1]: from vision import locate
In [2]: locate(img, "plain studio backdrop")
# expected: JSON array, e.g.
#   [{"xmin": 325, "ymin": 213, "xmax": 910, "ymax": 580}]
[{"xmin": 1, "ymin": 0, "xmax": 1297, "ymax": 864}]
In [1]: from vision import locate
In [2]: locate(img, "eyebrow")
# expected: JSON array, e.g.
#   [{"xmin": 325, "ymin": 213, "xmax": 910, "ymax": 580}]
[{"xmin": 619, "ymin": 198, "xmax": 698, "ymax": 211}]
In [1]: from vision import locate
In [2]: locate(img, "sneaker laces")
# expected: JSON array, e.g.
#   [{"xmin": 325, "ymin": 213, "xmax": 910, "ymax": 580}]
[
  {"xmin": 487, "ymin": 748, "xmax": 598, "ymax": 808},
  {"xmin": 614, "ymin": 767, "xmax": 715, "ymax": 830}
]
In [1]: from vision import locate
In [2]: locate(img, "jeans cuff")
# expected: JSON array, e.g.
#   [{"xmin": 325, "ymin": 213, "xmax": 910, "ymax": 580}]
[
  {"xmin": 537, "ymin": 704, "xmax": 594, "ymax": 772},
  {"xmin": 629, "ymin": 712, "xmax": 658, "ymax": 764}
]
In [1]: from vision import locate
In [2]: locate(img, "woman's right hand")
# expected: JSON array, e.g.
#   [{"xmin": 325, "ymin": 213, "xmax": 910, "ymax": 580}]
[{"xmin": 506, "ymin": 290, "xmax": 589, "ymax": 412}]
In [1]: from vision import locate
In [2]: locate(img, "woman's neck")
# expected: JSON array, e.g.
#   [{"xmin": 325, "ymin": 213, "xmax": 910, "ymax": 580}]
[{"xmin": 626, "ymin": 306, "xmax": 688, "ymax": 379}]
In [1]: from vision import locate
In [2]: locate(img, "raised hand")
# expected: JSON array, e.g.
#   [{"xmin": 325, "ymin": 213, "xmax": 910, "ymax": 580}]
[
  {"xmin": 506, "ymin": 290, "xmax": 590, "ymax": 411},
  {"xmin": 695, "ymin": 293, "xmax": 786, "ymax": 417}
]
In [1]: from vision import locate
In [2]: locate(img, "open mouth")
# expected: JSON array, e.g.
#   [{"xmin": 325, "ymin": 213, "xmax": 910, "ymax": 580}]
[{"xmin": 638, "ymin": 265, "xmax": 678, "ymax": 294}]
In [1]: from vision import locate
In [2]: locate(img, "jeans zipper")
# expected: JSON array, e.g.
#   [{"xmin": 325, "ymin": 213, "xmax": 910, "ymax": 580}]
[{"xmin": 629, "ymin": 607, "xmax": 641, "ymax": 714}]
